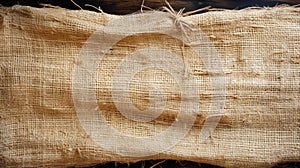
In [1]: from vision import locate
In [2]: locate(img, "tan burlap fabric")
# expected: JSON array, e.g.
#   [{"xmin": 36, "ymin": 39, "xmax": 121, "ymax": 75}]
[{"xmin": 0, "ymin": 5, "xmax": 299, "ymax": 167}]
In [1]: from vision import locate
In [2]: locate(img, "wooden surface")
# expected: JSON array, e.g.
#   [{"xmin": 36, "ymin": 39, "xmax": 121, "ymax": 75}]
[{"xmin": 0, "ymin": 0, "xmax": 299, "ymax": 14}]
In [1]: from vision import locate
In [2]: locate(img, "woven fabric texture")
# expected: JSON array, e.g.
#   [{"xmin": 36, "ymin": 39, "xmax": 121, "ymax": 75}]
[{"xmin": 0, "ymin": 5, "xmax": 299, "ymax": 167}]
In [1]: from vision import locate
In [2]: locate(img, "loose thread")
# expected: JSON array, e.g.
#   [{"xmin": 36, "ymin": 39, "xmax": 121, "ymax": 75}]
[
  {"xmin": 140, "ymin": 0, "xmax": 211, "ymax": 79},
  {"xmin": 141, "ymin": 0, "xmax": 155, "ymax": 12},
  {"xmin": 162, "ymin": 0, "xmax": 194, "ymax": 78},
  {"xmin": 150, "ymin": 160, "xmax": 166, "ymax": 168},
  {"xmin": 70, "ymin": 0, "xmax": 83, "ymax": 10},
  {"xmin": 85, "ymin": 4, "xmax": 104, "ymax": 14},
  {"xmin": 182, "ymin": 6, "xmax": 211, "ymax": 16},
  {"xmin": 141, "ymin": 0, "xmax": 145, "ymax": 13}
]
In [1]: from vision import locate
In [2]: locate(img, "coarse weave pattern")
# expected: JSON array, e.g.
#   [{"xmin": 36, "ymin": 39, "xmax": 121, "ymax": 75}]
[{"xmin": 0, "ymin": 5, "xmax": 299, "ymax": 168}]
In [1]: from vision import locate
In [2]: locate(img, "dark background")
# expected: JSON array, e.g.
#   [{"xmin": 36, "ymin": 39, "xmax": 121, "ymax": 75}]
[
  {"xmin": 0, "ymin": 0, "xmax": 299, "ymax": 14},
  {"xmin": 85, "ymin": 160, "xmax": 300, "ymax": 168}
]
